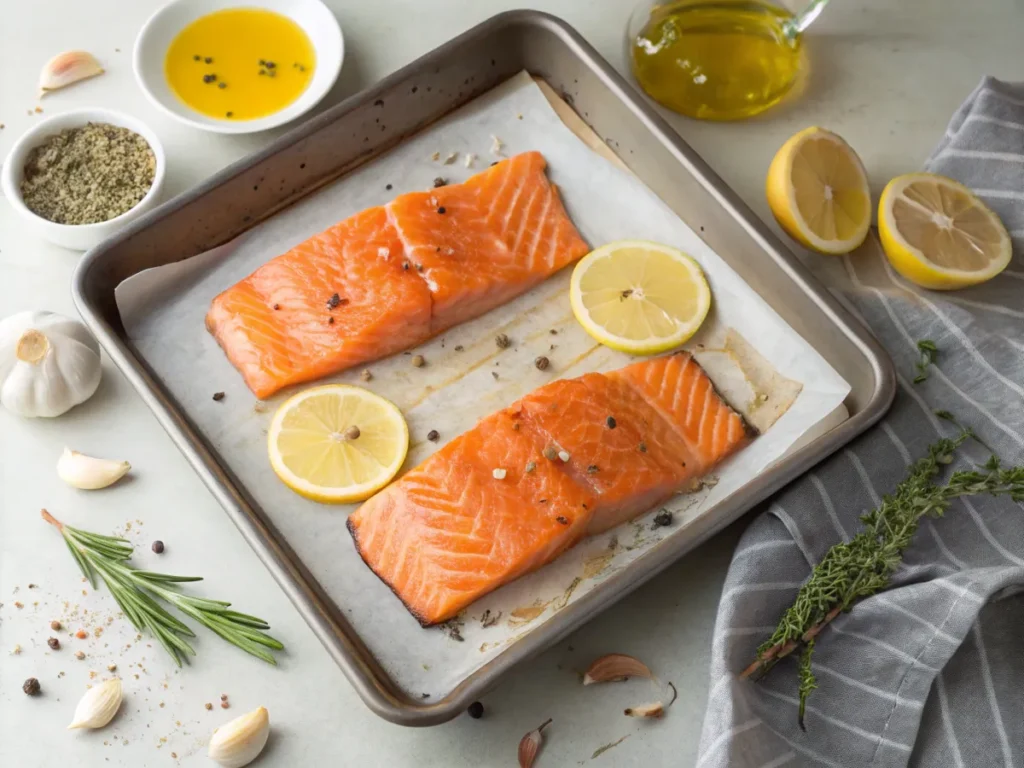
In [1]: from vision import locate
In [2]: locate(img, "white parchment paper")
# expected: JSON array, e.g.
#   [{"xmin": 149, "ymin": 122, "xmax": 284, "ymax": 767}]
[{"xmin": 117, "ymin": 72, "xmax": 850, "ymax": 699}]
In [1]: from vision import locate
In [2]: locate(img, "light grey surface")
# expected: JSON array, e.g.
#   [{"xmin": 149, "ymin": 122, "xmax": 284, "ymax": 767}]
[
  {"xmin": 1, "ymin": 1, "xmax": 1021, "ymax": 766},
  {"xmin": 698, "ymin": 77, "xmax": 1024, "ymax": 767}
]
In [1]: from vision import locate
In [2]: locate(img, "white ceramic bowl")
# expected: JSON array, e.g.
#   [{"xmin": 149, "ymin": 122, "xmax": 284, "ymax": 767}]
[
  {"xmin": 134, "ymin": 0, "xmax": 344, "ymax": 134},
  {"xmin": 1, "ymin": 109, "xmax": 167, "ymax": 251}
]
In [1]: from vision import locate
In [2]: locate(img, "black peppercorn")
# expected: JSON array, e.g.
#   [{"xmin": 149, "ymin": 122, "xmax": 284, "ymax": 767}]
[
  {"xmin": 606, "ymin": 416, "xmax": 617, "ymax": 429},
  {"xmin": 204, "ymin": 57, "xmax": 213, "ymax": 64},
  {"xmin": 427, "ymin": 430, "xmax": 440, "ymax": 442},
  {"xmin": 467, "ymin": 701, "xmax": 484, "ymax": 719},
  {"xmin": 212, "ymin": 392, "xmax": 225, "ymax": 402},
  {"xmin": 152, "ymin": 540, "xmax": 165, "ymax": 554},
  {"xmin": 327, "ymin": 292, "xmax": 342, "ymax": 309},
  {"xmin": 433, "ymin": 177, "xmax": 447, "ymax": 188},
  {"xmin": 22, "ymin": 678, "xmax": 40, "ymax": 696},
  {"xmin": 534, "ymin": 356, "xmax": 550, "ymax": 371},
  {"xmin": 47, "ymin": 637, "xmax": 60, "ymax": 650},
  {"xmin": 652, "ymin": 509, "xmax": 673, "ymax": 528},
  {"xmin": 437, "ymin": 206, "xmax": 446, "ymax": 214}
]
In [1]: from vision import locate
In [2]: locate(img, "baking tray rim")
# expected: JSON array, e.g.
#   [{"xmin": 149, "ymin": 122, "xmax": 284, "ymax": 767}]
[{"xmin": 72, "ymin": 9, "xmax": 896, "ymax": 726}]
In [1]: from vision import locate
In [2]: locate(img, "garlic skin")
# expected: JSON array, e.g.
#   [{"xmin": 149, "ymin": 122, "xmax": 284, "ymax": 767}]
[
  {"xmin": 57, "ymin": 448, "xmax": 130, "ymax": 490},
  {"xmin": 39, "ymin": 51, "xmax": 104, "ymax": 96},
  {"xmin": 208, "ymin": 707, "xmax": 270, "ymax": 768},
  {"xmin": 68, "ymin": 678, "xmax": 122, "ymax": 730},
  {"xmin": 0, "ymin": 311, "xmax": 102, "ymax": 418},
  {"xmin": 582, "ymin": 653, "xmax": 653, "ymax": 685}
]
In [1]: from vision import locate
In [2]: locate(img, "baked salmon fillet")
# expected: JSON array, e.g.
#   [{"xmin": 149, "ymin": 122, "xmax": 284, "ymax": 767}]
[
  {"xmin": 348, "ymin": 352, "xmax": 751, "ymax": 626},
  {"xmin": 206, "ymin": 152, "xmax": 588, "ymax": 398}
]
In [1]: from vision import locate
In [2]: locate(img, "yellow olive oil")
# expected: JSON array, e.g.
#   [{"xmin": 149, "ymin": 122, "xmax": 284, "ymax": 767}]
[
  {"xmin": 165, "ymin": 8, "xmax": 315, "ymax": 121},
  {"xmin": 631, "ymin": 1, "xmax": 802, "ymax": 121}
]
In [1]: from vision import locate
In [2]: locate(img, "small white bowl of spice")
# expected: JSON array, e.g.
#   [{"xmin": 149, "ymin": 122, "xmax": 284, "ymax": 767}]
[{"xmin": 1, "ymin": 108, "xmax": 165, "ymax": 251}]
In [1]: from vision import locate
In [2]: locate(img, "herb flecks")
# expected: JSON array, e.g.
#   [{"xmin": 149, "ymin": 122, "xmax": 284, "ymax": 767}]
[
  {"xmin": 743, "ymin": 431, "xmax": 1024, "ymax": 721},
  {"xmin": 914, "ymin": 339, "xmax": 939, "ymax": 383},
  {"xmin": 42, "ymin": 510, "xmax": 283, "ymax": 667}
]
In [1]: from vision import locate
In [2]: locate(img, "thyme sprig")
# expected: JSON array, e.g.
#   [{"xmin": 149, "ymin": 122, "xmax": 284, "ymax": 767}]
[
  {"xmin": 741, "ymin": 431, "xmax": 1024, "ymax": 724},
  {"xmin": 43, "ymin": 510, "xmax": 283, "ymax": 667}
]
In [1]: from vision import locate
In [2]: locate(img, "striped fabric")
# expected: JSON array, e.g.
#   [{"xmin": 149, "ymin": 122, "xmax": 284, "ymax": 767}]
[{"xmin": 697, "ymin": 77, "xmax": 1024, "ymax": 767}]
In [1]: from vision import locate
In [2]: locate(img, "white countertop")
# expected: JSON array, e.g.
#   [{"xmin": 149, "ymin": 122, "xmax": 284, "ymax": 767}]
[{"xmin": 1, "ymin": 1, "xmax": 1021, "ymax": 765}]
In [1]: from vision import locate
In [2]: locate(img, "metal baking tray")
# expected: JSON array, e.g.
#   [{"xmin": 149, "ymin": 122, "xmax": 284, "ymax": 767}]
[{"xmin": 73, "ymin": 10, "xmax": 894, "ymax": 726}]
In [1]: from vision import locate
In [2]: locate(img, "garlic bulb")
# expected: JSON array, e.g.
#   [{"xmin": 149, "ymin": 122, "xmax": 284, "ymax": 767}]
[
  {"xmin": 39, "ymin": 51, "xmax": 104, "ymax": 96},
  {"xmin": 208, "ymin": 707, "xmax": 270, "ymax": 768},
  {"xmin": 57, "ymin": 448, "xmax": 130, "ymax": 490},
  {"xmin": 68, "ymin": 678, "xmax": 122, "ymax": 729},
  {"xmin": 0, "ymin": 311, "xmax": 102, "ymax": 418}
]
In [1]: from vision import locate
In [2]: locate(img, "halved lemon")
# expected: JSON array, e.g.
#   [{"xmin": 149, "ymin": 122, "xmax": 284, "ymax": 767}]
[
  {"xmin": 766, "ymin": 126, "xmax": 872, "ymax": 254},
  {"xmin": 268, "ymin": 385, "xmax": 408, "ymax": 503},
  {"xmin": 569, "ymin": 240, "xmax": 711, "ymax": 355},
  {"xmin": 878, "ymin": 172, "xmax": 1011, "ymax": 290}
]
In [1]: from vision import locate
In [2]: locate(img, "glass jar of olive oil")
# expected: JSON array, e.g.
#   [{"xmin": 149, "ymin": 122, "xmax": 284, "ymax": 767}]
[{"xmin": 627, "ymin": 0, "xmax": 820, "ymax": 121}]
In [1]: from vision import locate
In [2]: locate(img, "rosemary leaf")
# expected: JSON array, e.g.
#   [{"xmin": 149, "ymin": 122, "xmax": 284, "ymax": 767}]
[{"xmin": 797, "ymin": 640, "xmax": 816, "ymax": 731}]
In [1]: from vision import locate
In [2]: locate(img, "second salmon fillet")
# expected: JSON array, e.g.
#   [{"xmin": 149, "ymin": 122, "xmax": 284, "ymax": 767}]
[
  {"xmin": 206, "ymin": 152, "xmax": 589, "ymax": 398},
  {"xmin": 348, "ymin": 352, "xmax": 751, "ymax": 626}
]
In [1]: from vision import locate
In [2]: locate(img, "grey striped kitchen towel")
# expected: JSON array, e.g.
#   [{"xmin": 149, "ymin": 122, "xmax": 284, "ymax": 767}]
[{"xmin": 696, "ymin": 77, "xmax": 1024, "ymax": 768}]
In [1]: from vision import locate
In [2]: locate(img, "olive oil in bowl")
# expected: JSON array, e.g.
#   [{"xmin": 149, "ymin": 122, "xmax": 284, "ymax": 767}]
[{"xmin": 629, "ymin": 0, "xmax": 806, "ymax": 121}]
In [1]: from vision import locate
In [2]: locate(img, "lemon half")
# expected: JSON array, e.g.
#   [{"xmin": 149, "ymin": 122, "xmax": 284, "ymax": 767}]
[
  {"xmin": 569, "ymin": 240, "xmax": 711, "ymax": 355},
  {"xmin": 268, "ymin": 385, "xmax": 408, "ymax": 503},
  {"xmin": 766, "ymin": 126, "xmax": 872, "ymax": 254},
  {"xmin": 878, "ymin": 172, "xmax": 1011, "ymax": 290}
]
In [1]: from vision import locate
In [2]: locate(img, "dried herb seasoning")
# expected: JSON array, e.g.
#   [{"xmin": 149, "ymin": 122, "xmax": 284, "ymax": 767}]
[{"xmin": 20, "ymin": 122, "xmax": 156, "ymax": 225}]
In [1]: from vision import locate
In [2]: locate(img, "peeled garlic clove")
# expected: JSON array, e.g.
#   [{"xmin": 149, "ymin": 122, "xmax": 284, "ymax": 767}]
[
  {"xmin": 208, "ymin": 707, "xmax": 270, "ymax": 768},
  {"xmin": 518, "ymin": 718, "xmax": 551, "ymax": 768},
  {"xmin": 57, "ymin": 448, "xmax": 131, "ymax": 490},
  {"xmin": 39, "ymin": 51, "xmax": 104, "ymax": 96},
  {"xmin": 582, "ymin": 653, "xmax": 653, "ymax": 685},
  {"xmin": 624, "ymin": 701, "xmax": 665, "ymax": 719},
  {"xmin": 68, "ymin": 678, "xmax": 122, "ymax": 729}
]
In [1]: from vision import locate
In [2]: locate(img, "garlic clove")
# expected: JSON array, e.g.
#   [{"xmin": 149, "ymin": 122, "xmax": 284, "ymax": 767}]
[
  {"xmin": 39, "ymin": 51, "xmax": 104, "ymax": 96},
  {"xmin": 582, "ymin": 653, "xmax": 653, "ymax": 685},
  {"xmin": 624, "ymin": 701, "xmax": 665, "ymax": 718},
  {"xmin": 68, "ymin": 678, "xmax": 122, "ymax": 729},
  {"xmin": 57, "ymin": 448, "xmax": 131, "ymax": 490},
  {"xmin": 518, "ymin": 718, "xmax": 551, "ymax": 768},
  {"xmin": 208, "ymin": 706, "xmax": 270, "ymax": 768}
]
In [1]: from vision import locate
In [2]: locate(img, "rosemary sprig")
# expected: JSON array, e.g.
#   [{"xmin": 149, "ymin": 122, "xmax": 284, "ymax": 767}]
[
  {"xmin": 43, "ymin": 510, "xmax": 283, "ymax": 667},
  {"xmin": 741, "ymin": 431, "xmax": 1024, "ymax": 723},
  {"xmin": 913, "ymin": 339, "xmax": 939, "ymax": 383}
]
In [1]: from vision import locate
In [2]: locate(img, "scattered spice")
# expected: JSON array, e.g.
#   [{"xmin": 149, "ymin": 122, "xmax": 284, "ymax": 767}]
[
  {"xmin": 14, "ymin": 601, "xmax": 23, "ymax": 609},
  {"xmin": 638, "ymin": 442, "xmax": 647, "ymax": 453},
  {"xmin": 327, "ymin": 292, "xmax": 342, "ymax": 309},
  {"xmin": 212, "ymin": 392, "xmax": 225, "ymax": 402},
  {"xmin": 427, "ymin": 430, "xmax": 440, "ymax": 442},
  {"xmin": 606, "ymin": 416, "xmax": 617, "ymax": 429},
  {"xmin": 75, "ymin": 629, "xmax": 88, "ymax": 640},
  {"xmin": 386, "ymin": 183, "xmax": 393, "ymax": 190},
  {"xmin": 411, "ymin": 354, "xmax": 425, "ymax": 368},
  {"xmin": 50, "ymin": 620, "xmax": 61, "ymax": 631},
  {"xmin": 543, "ymin": 446, "xmax": 558, "ymax": 461},
  {"xmin": 556, "ymin": 515, "xmax": 569, "ymax": 525},
  {"xmin": 107, "ymin": 664, "xmax": 117, "ymax": 672},
  {"xmin": 558, "ymin": 450, "xmax": 571, "ymax": 463},
  {"xmin": 272, "ymin": 303, "xmax": 281, "ymax": 311},
  {"xmin": 328, "ymin": 316, "xmax": 335, "ymax": 325},
  {"xmin": 480, "ymin": 609, "xmax": 501, "ymax": 628},
  {"xmin": 75, "ymin": 651, "xmax": 85, "ymax": 660},
  {"xmin": 22, "ymin": 678, "xmax": 41, "ymax": 696},
  {"xmin": 437, "ymin": 206, "xmax": 447, "ymax": 214},
  {"xmin": 534, "ymin": 356, "xmax": 550, "ymax": 371},
  {"xmin": 151, "ymin": 540, "xmax": 165, "ymax": 554},
  {"xmin": 492, "ymin": 468, "xmax": 507, "ymax": 480},
  {"xmin": 467, "ymin": 701, "xmax": 484, "ymax": 719},
  {"xmin": 205, "ymin": 702, "xmax": 213, "ymax": 711},
  {"xmin": 20, "ymin": 122, "xmax": 157, "ymax": 225},
  {"xmin": 525, "ymin": 461, "xmax": 536, "ymax": 474},
  {"xmin": 343, "ymin": 426, "xmax": 360, "ymax": 440},
  {"xmin": 495, "ymin": 333, "xmax": 512, "ymax": 349},
  {"xmin": 218, "ymin": 82, "xmax": 227, "ymax": 89},
  {"xmin": 652, "ymin": 510, "xmax": 673, "ymax": 528},
  {"xmin": 226, "ymin": 111, "xmax": 233, "ymax": 118},
  {"xmin": 360, "ymin": 369, "xmax": 373, "ymax": 382},
  {"xmin": 432, "ymin": 177, "xmax": 447, "ymax": 188},
  {"xmin": 203, "ymin": 74, "xmax": 217, "ymax": 84},
  {"xmin": 11, "ymin": 645, "xmax": 22, "ymax": 655},
  {"xmin": 491, "ymin": 371, "xmax": 500, "ymax": 380},
  {"xmin": 204, "ymin": 57, "xmax": 213, "ymax": 64},
  {"xmin": 443, "ymin": 152, "xmax": 459, "ymax": 165},
  {"xmin": 220, "ymin": 700, "xmax": 230, "ymax": 709},
  {"xmin": 512, "ymin": 421, "xmax": 520, "ymax": 431},
  {"xmin": 454, "ymin": 345, "xmax": 464, "ymax": 352},
  {"xmin": 48, "ymin": 637, "xmax": 60, "ymax": 650},
  {"xmin": 587, "ymin": 465, "xmax": 599, "ymax": 474}
]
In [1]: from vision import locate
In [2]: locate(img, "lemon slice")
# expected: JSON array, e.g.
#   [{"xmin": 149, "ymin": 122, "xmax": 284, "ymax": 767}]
[
  {"xmin": 569, "ymin": 240, "xmax": 711, "ymax": 354},
  {"xmin": 878, "ymin": 172, "xmax": 1011, "ymax": 290},
  {"xmin": 766, "ymin": 126, "xmax": 871, "ymax": 254},
  {"xmin": 268, "ymin": 385, "xmax": 408, "ymax": 503}
]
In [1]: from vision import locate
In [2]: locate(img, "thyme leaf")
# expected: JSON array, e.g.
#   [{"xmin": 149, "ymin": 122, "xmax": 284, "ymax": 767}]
[{"xmin": 913, "ymin": 339, "xmax": 939, "ymax": 383}]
